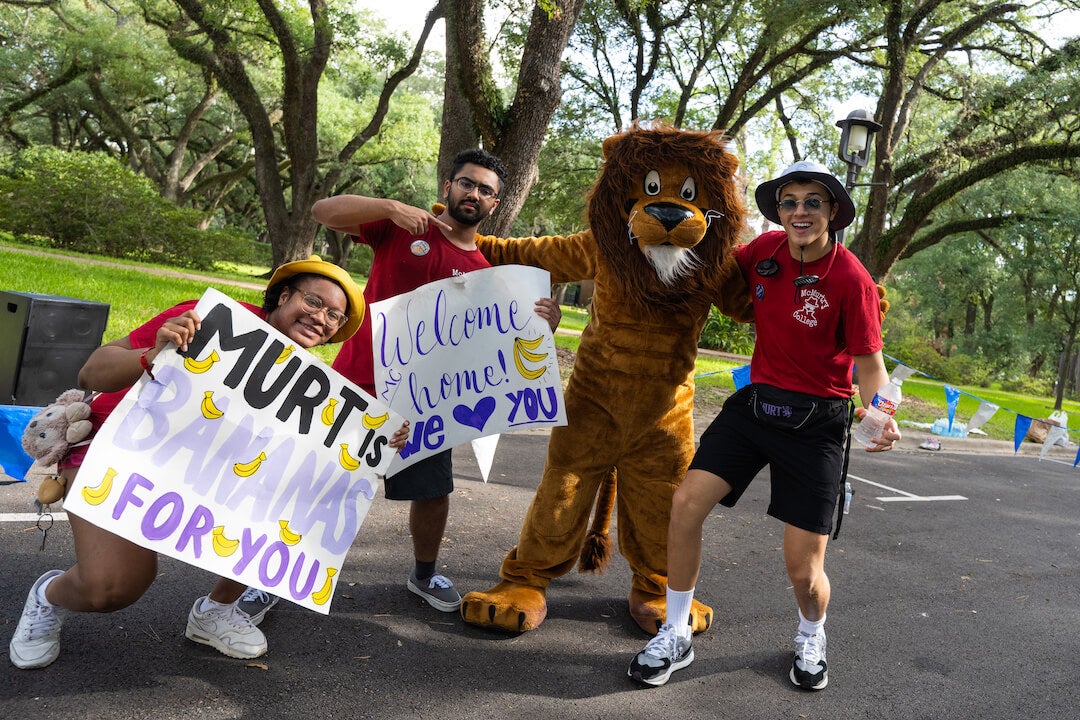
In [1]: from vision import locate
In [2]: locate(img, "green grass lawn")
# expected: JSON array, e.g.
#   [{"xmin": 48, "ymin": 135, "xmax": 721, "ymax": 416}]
[
  {"xmin": 0, "ymin": 244, "xmax": 347, "ymax": 362},
  {"xmin": 5, "ymin": 240, "xmax": 1074, "ymax": 441}
]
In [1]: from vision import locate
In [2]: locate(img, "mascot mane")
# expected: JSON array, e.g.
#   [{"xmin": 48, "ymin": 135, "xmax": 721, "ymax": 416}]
[{"xmin": 586, "ymin": 123, "xmax": 745, "ymax": 313}]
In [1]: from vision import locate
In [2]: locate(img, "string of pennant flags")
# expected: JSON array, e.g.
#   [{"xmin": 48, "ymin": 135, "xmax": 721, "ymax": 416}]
[{"xmin": 709, "ymin": 354, "xmax": 1080, "ymax": 468}]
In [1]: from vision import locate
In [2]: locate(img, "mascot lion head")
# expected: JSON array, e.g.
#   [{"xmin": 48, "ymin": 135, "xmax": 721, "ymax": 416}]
[{"xmin": 587, "ymin": 123, "xmax": 745, "ymax": 312}]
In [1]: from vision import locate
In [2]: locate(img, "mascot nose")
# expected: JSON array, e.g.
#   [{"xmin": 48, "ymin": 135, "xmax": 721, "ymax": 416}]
[{"xmin": 644, "ymin": 202, "xmax": 694, "ymax": 232}]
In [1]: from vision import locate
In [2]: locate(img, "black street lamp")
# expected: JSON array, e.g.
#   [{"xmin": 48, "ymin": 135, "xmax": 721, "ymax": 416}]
[{"xmin": 835, "ymin": 108, "xmax": 882, "ymax": 243}]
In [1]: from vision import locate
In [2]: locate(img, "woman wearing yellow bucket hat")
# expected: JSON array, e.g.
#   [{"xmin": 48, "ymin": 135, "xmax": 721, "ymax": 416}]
[{"xmin": 9, "ymin": 255, "xmax": 408, "ymax": 669}]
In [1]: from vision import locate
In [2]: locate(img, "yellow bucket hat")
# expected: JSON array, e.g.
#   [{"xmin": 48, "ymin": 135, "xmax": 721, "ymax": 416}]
[{"xmin": 267, "ymin": 255, "xmax": 364, "ymax": 343}]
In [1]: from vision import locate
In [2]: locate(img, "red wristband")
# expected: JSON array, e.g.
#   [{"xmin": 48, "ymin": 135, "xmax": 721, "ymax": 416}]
[{"xmin": 140, "ymin": 348, "xmax": 155, "ymax": 380}]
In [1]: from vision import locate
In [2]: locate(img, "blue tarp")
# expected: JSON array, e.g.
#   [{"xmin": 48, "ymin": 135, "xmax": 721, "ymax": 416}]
[{"xmin": 0, "ymin": 405, "xmax": 41, "ymax": 481}]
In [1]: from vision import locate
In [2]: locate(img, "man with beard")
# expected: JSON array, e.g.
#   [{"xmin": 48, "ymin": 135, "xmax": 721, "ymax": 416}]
[{"xmin": 309, "ymin": 149, "xmax": 561, "ymax": 615}]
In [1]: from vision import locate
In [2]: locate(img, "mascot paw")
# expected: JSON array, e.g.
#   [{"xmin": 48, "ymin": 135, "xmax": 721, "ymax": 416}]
[
  {"xmin": 460, "ymin": 581, "xmax": 547, "ymax": 633},
  {"xmin": 629, "ymin": 588, "xmax": 713, "ymax": 635},
  {"xmin": 877, "ymin": 283, "xmax": 890, "ymax": 321}
]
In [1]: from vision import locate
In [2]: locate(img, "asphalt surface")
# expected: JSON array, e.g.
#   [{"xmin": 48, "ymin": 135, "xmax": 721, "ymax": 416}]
[{"xmin": 1, "ymin": 429, "xmax": 1078, "ymax": 719}]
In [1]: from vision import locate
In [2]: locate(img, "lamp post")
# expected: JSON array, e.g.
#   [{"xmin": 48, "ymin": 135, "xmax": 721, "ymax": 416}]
[{"xmin": 835, "ymin": 108, "xmax": 882, "ymax": 244}]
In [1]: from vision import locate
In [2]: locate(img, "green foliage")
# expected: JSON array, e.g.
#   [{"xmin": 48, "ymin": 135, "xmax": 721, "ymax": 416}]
[
  {"xmin": 0, "ymin": 147, "xmax": 250, "ymax": 270},
  {"xmin": 699, "ymin": 306, "xmax": 756, "ymax": 355}
]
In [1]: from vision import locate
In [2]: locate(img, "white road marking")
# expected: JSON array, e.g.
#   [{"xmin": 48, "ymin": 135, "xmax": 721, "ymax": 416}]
[
  {"xmin": 876, "ymin": 495, "xmax": 967, "ymax": 502},
  {"xmin": 0, "ymin": 513, "xmax": 69, "ymax": 522},
  {"xmin": 847, "ymin": 473, "xmax": 967, "ymax": 502}
]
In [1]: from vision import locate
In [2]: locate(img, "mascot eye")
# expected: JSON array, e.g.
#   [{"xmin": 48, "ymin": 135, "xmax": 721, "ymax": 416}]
[
  {"xmin": 643, "ymin": 170, "xmax": 661, "ymax": 196},
  {"xmin": 680, "ymin": 177, "xmax": 697, "ymax": 201}
]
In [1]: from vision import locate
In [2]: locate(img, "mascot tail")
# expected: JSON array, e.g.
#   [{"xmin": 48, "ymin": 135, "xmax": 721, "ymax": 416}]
[{"xmin": 578, "ymin": 469, "xmax": 617, "ymax": 572}]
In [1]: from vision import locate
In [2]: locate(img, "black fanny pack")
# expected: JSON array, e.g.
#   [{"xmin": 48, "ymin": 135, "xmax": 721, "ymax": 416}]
[{"xmin": 749, "ymin": 383, "xmax": 847, "ymax": 431}]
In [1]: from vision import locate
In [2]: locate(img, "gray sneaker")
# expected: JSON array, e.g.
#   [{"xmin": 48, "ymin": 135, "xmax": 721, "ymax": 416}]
[
  {"xmin": 628, "ymin": 622, "xmax": 694, "ymax": 686},
  {"xmin": 407, "ymin": 570, "xmax": 462, "ymax": 612},
  {"xmin": 236, "ymin": 587, "xmax": 279, "ymax": 626},
  {"xmin": 10, "ymin": 570, "xmax": 66, "ymax": 669},
  {"xmin": 185, "ymin": 598, "xmax": 267, "ymax": 659},
  {"xmin": 790, "ymin": 626, "xmax": 828, "ymax": 690}
]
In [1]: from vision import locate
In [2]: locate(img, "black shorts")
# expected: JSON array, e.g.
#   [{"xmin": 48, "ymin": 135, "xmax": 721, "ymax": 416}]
[
  {"xmin": 689, "ymin": 385, "xmax": 851, "ymax": 535},
  {"xmin": 383, "ymin": 449, "xmax": 453, "ymax": 501}
]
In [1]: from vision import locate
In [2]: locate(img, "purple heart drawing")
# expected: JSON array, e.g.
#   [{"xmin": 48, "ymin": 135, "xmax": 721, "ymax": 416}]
[{"xmin": 453, "ymin": 396, "xmax": 496, "ymax": 431}]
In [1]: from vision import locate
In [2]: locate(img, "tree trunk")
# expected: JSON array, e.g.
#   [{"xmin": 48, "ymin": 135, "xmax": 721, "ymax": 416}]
[
  {"xmin": 438, "ymin": 4, "xmax": 482, "ymax": 186},
  {"xmin": 445, "ymin": 0, "xmax": 587, "ymax": 235}
]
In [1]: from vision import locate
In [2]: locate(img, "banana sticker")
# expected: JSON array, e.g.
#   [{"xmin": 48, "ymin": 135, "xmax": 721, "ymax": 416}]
[
  {"xmin": 278, "ymin": 519, "xmax": 302, "ymax": 546},
  {"xmin": 275, "ymin": 344, "xmax": 295, "ymax": 364},
  {"xmin": 512, "ymin": 336, "xmax": 549, "ymax": 380},
  {"xmin": 200, "ymin": 390, "xmax": 224, "ymax": 419},
  {"xmin": 183, "ymin": 350, "xmax": 220, "ymax": 374},
  {"xmin": 311, "ymin": 567, "xmax": 338, "ymax": 605},
  {"xmin": 81, "ymin": 467, "xmax": 117, "ymax": 506},
  {"xmin": 233, "ymin": 451, "xmax": 267, "ymax": 477},
  {"xmin": 320, "ymin": 398, "xmax": 338, "ymax": 426},
  {"xmin": 338, "ymin": 443, "xmax": 361, "ymax": 471},
  {"xmin": 211, "ymin": 526, "xmax": 240, "ymax": 557},
  {"xmin": 361, "ymin": 411, "xmax": 389, "ymax": 429}
]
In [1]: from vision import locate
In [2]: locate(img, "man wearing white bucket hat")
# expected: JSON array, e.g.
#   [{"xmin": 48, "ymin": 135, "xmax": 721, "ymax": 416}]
[{"xmin": 629, "ymin": 161, "xmax": 899, "ymax": 691}]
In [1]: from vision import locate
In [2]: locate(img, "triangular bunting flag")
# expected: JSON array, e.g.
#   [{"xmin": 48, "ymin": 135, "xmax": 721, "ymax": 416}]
[
  {"xmin": 944, "ymin": 385, "xmax": 961, "ymax": 430},
  {"xmin": 1013, "ymin": 415, "xmax": 1032, "ymax": 453},
  {"xmin": 967, "ymin": 401, "xmax": 999, "ymax": 435}
]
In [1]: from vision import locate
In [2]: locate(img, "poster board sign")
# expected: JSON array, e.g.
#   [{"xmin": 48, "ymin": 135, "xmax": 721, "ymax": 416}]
[
  {"xmin": 371, "ymin": 266, "xmax": 567, "ymax": 474},
  {"xmin": 64, "ymin": 289, "xmax": 402, "ymax": 614}
]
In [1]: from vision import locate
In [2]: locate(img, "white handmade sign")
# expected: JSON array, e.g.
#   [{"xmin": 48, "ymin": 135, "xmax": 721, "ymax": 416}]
[
  {"xmin": 64, "ymin": 289, "xmax": 402, "ymax": 614},
  {"xmin": 371, "ymin": 265, "xmax": 567, "ymax": 475}
]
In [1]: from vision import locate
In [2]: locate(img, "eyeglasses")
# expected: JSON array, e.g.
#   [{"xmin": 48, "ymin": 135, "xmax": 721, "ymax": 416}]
[
  {"xmin": 777, "ymin": 198, "xmax": 828, "ymax": 213},
  {"xmin": 451, "ymin": 176, "xmax": 498, "ymax": 199},
  {"xmin": 289, "ymin": 287, "xmax": 348, "ymax": 328}
]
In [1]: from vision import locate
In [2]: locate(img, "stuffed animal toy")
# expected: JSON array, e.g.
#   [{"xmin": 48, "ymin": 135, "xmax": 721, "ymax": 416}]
[
  {"xmin": 462, "ymin": 123, "xmax": 753, "ymax": 635},
  {"xmin": 21, "ymin": 388, "xmax": 93, "ymax": 504}
]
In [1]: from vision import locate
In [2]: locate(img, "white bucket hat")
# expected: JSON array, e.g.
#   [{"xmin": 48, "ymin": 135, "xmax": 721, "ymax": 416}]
[{"xmin": 754, "ymin": 160, "xmax": 856, "ymax": 231}]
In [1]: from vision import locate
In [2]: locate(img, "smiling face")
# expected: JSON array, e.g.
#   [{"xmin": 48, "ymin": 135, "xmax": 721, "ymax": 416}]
[
  {"xmin": 777, "ymin": 180, "xmax": 838, "ymax": 260},
  {"xmin": 269, "ymin": 277, "xmax": 349, "ymax": 348}
]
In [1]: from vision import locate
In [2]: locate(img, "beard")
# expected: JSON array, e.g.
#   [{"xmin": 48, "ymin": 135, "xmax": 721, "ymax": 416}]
[
  {"xmin": 447, "ymin": 194, "xmax": 485, "ymax": 226},
  {"xmin": 641, "ymin": 244, "xmax": 701, "ymax": 286}
]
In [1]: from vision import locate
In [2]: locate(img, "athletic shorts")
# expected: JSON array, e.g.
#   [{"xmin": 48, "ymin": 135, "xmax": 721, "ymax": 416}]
[
  {"xmin": 689, "ymin": 385, "xmax": 850, "ymax": 535},
  {"xmin": 383, "ymin": 449, "xmax": 453, "ymax": 501}
]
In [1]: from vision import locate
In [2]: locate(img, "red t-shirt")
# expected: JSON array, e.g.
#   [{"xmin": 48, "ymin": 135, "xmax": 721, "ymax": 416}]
[
  {"xmin": 332, "ymin": 218, "xmax": 491, "ymax": 394},
  {"xmin": 736, "ymin": 230, "xmax": 882, "ymax": 398},
  {"xmin": 63, "ymin": 299, "xmax": 265, "ymax": 468}
]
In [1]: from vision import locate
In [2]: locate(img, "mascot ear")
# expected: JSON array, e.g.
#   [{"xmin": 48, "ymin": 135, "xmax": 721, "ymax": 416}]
[
  {"xmin": 877, "ymin": 284, "xmax": 890, "ymax": 323},
  {"xmin": 601, "ymin": 132, "xmax": 622, "ymax": 160}
]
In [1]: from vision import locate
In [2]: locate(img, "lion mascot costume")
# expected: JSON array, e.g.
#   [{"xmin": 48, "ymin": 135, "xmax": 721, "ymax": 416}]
[{"xmin": 462, "ymin": 124, "xmax": 753, "ymax": 635}]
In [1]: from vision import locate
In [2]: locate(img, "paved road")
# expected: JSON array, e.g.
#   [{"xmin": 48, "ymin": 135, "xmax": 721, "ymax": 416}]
[{"xmin": 1, "ymin": 433, "xmax": 1078, "ymax": 719}]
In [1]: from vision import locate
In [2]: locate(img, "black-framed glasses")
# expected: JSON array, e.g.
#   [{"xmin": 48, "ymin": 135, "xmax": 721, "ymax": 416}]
[
  {"xmin": 451, "ymin": 176, "xmax": 498, "ymax": 199},
  {"xmin": 777, "ymin": 198, "xmax": 828, "ymax": 212},
  {"xmin": 289, "ymin": 287, "xmax": 348, "ymax": 328}
]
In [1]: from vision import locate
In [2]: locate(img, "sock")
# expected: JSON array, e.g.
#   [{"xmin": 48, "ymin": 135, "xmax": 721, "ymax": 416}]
[
  {"xmin": 666, "ymin": 587, "xmax": 695, "ymax": 639},
  {"xmin": 200, "ymin": 596, "xmax": 233, "ymax": 614},
  {"xmin": 414, "ymin": 560, "xmax": 437, "ymax": 582},
  {"xmin": 37, "ymin": 575, "xmax": 58, "ymax": 606},
  {"xmin": 798, "ymin": 608, "xmax": 826, "ymax": 637}
]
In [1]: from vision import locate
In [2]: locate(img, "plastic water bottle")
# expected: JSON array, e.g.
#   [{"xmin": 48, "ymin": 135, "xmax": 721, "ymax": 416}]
[
  {"xmin": 853, "ymin": 375, "xmax": 903, "ymax": 447},
  {"xmin": 843, "ymin": 482, "xmax": 853, "ymax": 515}
]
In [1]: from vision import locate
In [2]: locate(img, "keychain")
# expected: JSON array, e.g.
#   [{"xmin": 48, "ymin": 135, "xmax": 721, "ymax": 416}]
[{"xmin": 34, "ymin": 499, "xmax": 54, "ymax": 552}]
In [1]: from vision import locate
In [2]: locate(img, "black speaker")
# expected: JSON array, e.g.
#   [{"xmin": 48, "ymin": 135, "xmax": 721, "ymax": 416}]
[{"xmin": 0, "ymin": 291, "xmax": 110, "ymax": 406}]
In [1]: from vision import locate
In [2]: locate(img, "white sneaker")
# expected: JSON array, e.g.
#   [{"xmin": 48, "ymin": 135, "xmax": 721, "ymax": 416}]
[
  {"xmin": 790, "ymin": 627, "xmax": 828, "ymax": 690},
  {"xmin": 236, "ymin": 587, "xmax": 279, "ymax": 626},
  {"xmin": 627, "ymin": 622, "xmax": 694, "ymax": 686},
  {"xmin": 10, "ymin": 570, "xmax": 66, "ymax": 669},
  {"xmin": 185, "ymin": 597, "xmax": 267, "ymax": 659}
]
